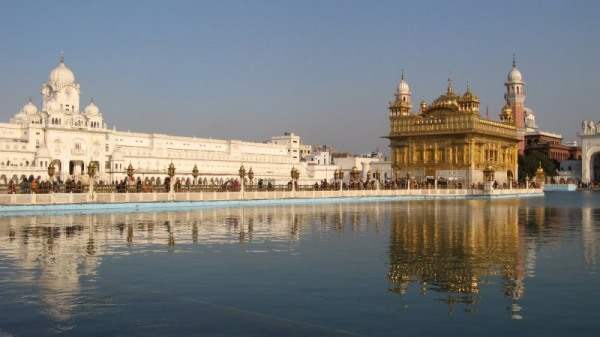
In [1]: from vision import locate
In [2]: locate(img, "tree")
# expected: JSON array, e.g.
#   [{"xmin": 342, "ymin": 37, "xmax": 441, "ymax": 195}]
[{"xmin": 518, "ymin": 150, "xmax": 557, "ymax": 181}]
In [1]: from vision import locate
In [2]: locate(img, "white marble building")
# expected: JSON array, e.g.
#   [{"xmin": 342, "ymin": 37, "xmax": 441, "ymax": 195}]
[
  {"xmin": 0, "ymin": 56, "xmax": 328, "ymax": 185},
  {"xmin": 581, "ymin": 120, "xmax": 600, "ymax": 183}
]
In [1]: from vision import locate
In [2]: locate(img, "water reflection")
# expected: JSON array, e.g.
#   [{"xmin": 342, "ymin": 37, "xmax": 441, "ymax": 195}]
[
  {"xmin": 387, "ymin": 200, "xmax": 529, "ymax": 317},
  {"xmin": 0, "ymin": 198, "xmax": 599, "ymax": 326}
]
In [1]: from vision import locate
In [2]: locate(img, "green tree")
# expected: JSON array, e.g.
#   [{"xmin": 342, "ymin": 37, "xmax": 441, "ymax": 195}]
[{"xmin": 518, "ymin": 150, "xmax": 557, "ymax": 181}]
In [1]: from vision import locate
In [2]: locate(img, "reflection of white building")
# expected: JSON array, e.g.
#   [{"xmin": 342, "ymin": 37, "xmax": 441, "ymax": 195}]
[{"xmin": 0, "ymin": 57, "xmax": 329, "ymax": 185}]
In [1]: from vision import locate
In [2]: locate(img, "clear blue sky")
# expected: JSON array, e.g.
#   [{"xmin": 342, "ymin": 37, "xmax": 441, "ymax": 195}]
[{"xmin": 0, "ymin": 0, "xmax": 598, "ymax": 153}]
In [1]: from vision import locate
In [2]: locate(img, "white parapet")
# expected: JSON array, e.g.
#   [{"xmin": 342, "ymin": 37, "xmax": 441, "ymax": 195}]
[{"xmin": 0, "ymin": 188, "xmax": 544, "ymax": 211}]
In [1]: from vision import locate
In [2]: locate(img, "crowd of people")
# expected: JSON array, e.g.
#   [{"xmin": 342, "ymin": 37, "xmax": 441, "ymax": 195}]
[{"xmin": 1, "ymin": 174, "xmax": 545, "ymax": 194}]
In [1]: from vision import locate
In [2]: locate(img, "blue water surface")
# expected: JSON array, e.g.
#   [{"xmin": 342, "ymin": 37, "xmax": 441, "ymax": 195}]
[{"xmin": 0, "ymin": 192, "xmax": 599, "ymax": 336}]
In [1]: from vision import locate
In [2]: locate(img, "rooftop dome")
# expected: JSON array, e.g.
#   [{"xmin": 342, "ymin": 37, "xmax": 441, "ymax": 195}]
[
  {"xmin": 84, "ymin": 99, "xmax": 100, "ymax": 115},
  {"xmin": 507, "ymin": 55, "xmax": 523, "ymax": 83},
  {"xmin": 507, "ymin": 67, "xmax": 522, "ymax": 83},
  {"xmin": 22, "ymin": 99, "xmax": 38, "ymax": 115},
  {"xmin": 49, "ymin": 55, "xmax": 76, "ymax": 85},
  {"xmin": 397, "ymin": 71, "xmax": 411, "ymax": 95}
]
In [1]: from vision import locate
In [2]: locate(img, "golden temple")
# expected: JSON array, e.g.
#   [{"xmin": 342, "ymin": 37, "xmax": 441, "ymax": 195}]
[{"xmin": 388, "ymin": 76, "xmax": 520, "ymax": 185}]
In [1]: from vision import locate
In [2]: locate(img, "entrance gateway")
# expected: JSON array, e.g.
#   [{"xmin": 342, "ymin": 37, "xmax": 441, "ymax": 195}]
[{"xmin": 580, "ymin": 120, "xmax": 600, "ymax": 184}]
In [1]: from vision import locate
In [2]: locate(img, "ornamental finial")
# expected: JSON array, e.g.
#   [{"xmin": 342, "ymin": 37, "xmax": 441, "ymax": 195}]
[
  {"xmin": 466, "ymin": 80, "xmax": 471, "ymax": 93},
  {"xmin": 447, "ymin": 77, "xmax": 453, "ymax": 94},
  {"xmin": 59, "ymin": 51, "xmax": 65, "ymax": 64},
  {"xmin": 401, "ymin": 69, "xmax": 405, "ymax": 80},
  {"xmin": 512, "ymin": 53, "xmax": 517, "ymax": 68}
]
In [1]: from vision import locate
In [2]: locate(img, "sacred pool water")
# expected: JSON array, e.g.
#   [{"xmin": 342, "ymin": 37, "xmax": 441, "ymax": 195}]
[{"xmin": 1, "ymin": 193, "xmax": 599, "ymax": 337}]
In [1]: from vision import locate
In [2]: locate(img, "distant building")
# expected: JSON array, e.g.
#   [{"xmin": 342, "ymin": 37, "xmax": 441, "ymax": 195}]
[
  {"xmin": 267, "ymin": 132, "xmax": 313, "ymax": 160},
  {"xmin": 580, "ymin": 120, "xmax": 600, "ymax": 184},
  {"xmin": 0, "ymin": 56, "xmax": 330, "ymax": 185}
]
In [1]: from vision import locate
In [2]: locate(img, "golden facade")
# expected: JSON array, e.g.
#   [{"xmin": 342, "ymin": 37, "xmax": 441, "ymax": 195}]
[{"xmin": 388, "ymin": 79, "xmax": 520, "ymax": 184}]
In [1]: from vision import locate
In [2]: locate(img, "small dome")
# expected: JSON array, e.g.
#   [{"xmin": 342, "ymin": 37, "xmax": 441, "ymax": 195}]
[
  {"xmin": 22, "ymin": 100, "xmax": 38, "ymax": 115},
  {"xmin": 398, "ymin": 79, "xmax": 411, "ymax": 95},
  {"xmin": 49, "ymin": 56, "xmax": 76, "ymax": 85},
  {"xmin": 84, "ymin": 100, "xmax": 100, "ymax": 115},
  {"xmin": 507, "ymin": 67, "xmax": 522, "ymax": 83},
  {"xmin": 396, "ymin": 71, "xmax": 411, "ymax": 95}
]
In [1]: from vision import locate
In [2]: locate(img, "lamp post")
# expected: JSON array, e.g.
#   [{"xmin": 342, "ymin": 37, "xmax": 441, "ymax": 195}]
[
  {"xmin": 239, "ymin": 164, "xmax": 246, "ymax": 193},
  {"xmin": 290, "ymin": 167, "xmax": 299, "ymax": 192},
  {"xmin": 48, "ymin": 162, "xmax": 56, "ymax": 182},
  {"xmin": 248, "ymin": 167, "xmax": 254, "ymax": 187},
  {"xmin": 87, "ymin": 162, "xmax": 96, "ymax": 196},
  {"xmin": 192, "ymin": 164, "xmax": 199, "ymax": 184},
  {"xmin": 47, "ymin": 162, "xmax": 56, "ymax": 192},
  {"xmin": 350, "ymin": 166, "xmax": 360, "ymax": 189},
  {"xmin": 168, "ymin": 162, "xmax": 175, "ymax": 195},
  {"xmin": 336, "ymin": 169, "xmax": 344, "ymax": 191},
  {"xmin": 127, "ymin": 164, "xmax": 135, "ymax": 181}
]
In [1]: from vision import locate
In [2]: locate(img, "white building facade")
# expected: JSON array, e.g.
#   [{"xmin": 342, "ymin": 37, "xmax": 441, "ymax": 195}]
[
  {"xmin": 0, "ymin": 57, "xmax": 325, "ymax": 185},
  {"xmin": 581, "ymin": 120, "xmax": 600, "ymax": 184}
]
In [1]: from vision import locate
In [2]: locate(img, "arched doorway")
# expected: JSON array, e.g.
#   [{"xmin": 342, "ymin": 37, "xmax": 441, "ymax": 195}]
[{"xmin": 593, "ymin": 153, "xmax": 600, "ymax": 183}]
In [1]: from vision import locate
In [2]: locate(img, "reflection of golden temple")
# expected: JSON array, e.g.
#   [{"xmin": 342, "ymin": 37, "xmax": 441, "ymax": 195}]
[{"xmin": 387, "ymin": 200, "xmax": 530, "ymax": 314}]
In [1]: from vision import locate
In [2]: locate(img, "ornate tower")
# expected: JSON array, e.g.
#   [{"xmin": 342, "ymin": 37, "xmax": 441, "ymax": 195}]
[
  {"xmin": 504, "ymin": 55, "xmax": 526, "ymax": 153},
  {"xmin": 389, "ymin": 71, "xmax": 412, "ymax": 117}
]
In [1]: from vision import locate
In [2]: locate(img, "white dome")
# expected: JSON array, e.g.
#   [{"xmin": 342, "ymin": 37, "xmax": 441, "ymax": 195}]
[
  {"xmin": 22, "ymin": 100, "xmax": 38, "ymax": 115},
  {"xmin": 507, "ymin": 67, "xmax": 522, "ymax": 83},
  {"xmin": 84, "ymin": 100, "xmax": 100, "ymax": 115},
  {"xmin": 49, "ymin": 57, "xmax": 76, "ymax": 85},
  {"xmin": 398, "ymin": 79, "xmax": 411, "ymax": 95}
]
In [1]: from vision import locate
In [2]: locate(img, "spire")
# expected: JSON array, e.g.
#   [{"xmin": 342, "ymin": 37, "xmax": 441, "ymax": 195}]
[
  {"xmin": 512, "ymin": 53, "xmax": 516, "ymax": 68},
  {"xmin": 59, "ymin": 51, "xmax": 65, "ymax": 64},
  {"xmin": 446, "ymin": 78, "xmax": 453, "ymax": 95},
  {"xmin": 401, "ymin": 69, "xmax": 405, "ymax": 81},
  {"xmin": 466, "ymin": 80, "xmax": 472, "ymax": 93},
  {"xmin": 28, "ymin": 96, "xmax": 33, "ymax": 103}
]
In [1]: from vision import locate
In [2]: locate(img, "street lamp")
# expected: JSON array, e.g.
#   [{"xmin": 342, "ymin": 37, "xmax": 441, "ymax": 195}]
[
  {"xmin": 374, "ymin": 169, "xmax": 381, "ymax": 189},
  {"xmin": 168, "ymin": 162, "xmax": 176, "ymax": 178},
  {"xmin": 192, "ymin": 164, "xmax": 199, "ymax": 184},
  {"xmin": 335, "ymin": 169, "xmax": 344, "ymax": 191},
  {"xmin": 350, "ymin": 166, "xmax": 360, "ymax": 188},
  {"xmin": 87, "ymin": 162, "xmax": 97, "ymax": 179},
  {"xmin": 47, "ymin": 162, "xmax": 56, "ymax": 181},
  {"xmin": 239, "ymin": 164, "xmax": 246, "ymax": 192},
  {"xmin": 127, "ymin": 163, "xmax": 135, "ymax": 180},
  {"xmin": 87, "ymin": 162, "xmax": 97, "ymax": 195},
  {"xmin": 248, "ymin": 167, "xmax": 254, "ymax": 185},
  {"xmin": 290, "ymin": 167, "xmax": 300, "ymax": 192}
]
